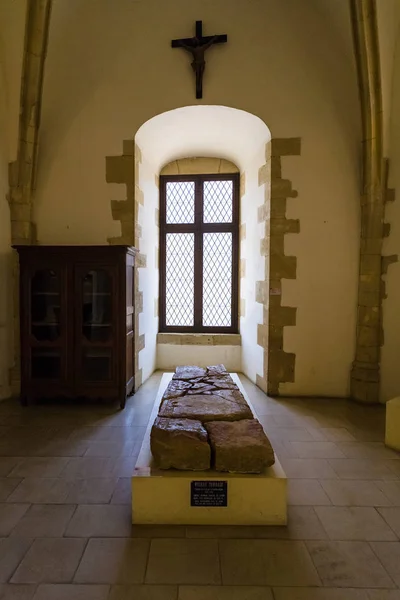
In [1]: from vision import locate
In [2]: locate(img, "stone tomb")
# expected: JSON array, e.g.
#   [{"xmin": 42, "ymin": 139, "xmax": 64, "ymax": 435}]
[
  {"xmin": 132, "ymin": 372, "xmax": 287, "ymax": 525},
  {"xmin": 151, "ymin": 365, "xmax": 275, "ymax": 473}
]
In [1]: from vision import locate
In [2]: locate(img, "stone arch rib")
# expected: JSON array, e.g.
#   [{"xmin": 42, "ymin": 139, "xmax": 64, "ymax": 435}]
[
  {"xmin": 350, "ymin": 0, "xmax": 385, "ymax": 403},
  {"xmin": 8, "ymin": 0, "xmax": 53, "ymax": 395}
]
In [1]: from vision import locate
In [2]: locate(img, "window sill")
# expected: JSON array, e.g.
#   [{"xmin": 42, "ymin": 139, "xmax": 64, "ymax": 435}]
[{"xmin": 157, "ymin": 333, "xmax": 241, "ymax": 346}]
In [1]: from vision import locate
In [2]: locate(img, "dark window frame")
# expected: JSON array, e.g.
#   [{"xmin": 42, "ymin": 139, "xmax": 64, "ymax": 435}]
[{"xmin": 159, "ymin": 172, "xmax": 240, "ymax": 334}]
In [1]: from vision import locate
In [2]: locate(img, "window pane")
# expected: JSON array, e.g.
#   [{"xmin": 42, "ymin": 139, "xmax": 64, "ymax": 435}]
[
  {"xmin": 166, "ymin": 181, "xmax": 195, "ymax": 223},
  {"xmin": 31, "ymin": 270, "xmax": 61, "ymax": 342},
  {"xmin": 166, "ymin": 233, "xmax": 195, "ymax": 326},
  {"xmin": 203, "ymin": 180, "xmax": 233, "ymax": 223},
  {"xmin": 203, "ymin": 232, "xmax": 232, "ymax": 327},
  {"xmin": 82, "ymin": 270, "xmax": 112, "ymax": 342}
]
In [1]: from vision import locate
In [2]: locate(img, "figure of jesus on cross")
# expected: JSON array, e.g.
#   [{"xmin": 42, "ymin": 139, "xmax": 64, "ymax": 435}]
[{"xmin": 171, "ymin": 21, "xmax": 228, "ymax": 99}]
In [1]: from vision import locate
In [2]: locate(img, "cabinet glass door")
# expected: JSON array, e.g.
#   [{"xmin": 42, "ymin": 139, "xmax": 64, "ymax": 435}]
[
  {"xmin": 29, "ymin": 268, "xmax": 65, "ymax": 381},
  {"xmin": 76, "ymin": 267, "xmax": 116, "ymax": 383}
]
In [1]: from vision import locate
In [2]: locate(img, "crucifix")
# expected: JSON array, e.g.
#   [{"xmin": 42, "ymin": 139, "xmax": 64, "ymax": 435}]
[{"xmin": 171, "ymin": 20, "xmax": 228, "ymax": 99}]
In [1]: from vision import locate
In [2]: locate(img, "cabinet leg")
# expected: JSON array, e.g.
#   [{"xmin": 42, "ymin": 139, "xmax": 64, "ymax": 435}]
[{"xmin": 120, "ymin": 395, "xmax": 127, "ymax": 410}]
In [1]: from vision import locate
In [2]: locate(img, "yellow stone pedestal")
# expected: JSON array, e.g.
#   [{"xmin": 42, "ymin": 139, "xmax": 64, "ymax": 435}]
[
  {"xmin": 131, "ymin": 373, "xmax": 287, "ymax": 526},
  {"xmin": 385, "ymin": 397, "xmax": 400, "ymax": 452}
]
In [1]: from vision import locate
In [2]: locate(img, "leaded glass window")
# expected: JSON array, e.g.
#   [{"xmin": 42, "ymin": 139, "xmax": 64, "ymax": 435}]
[{"xmin": 159, "ymin": 173, "xmax": 239, "ymax": 332}]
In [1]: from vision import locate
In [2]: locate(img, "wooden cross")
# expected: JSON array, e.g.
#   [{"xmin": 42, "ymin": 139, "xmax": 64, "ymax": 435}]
[{"xmin": 171, "ymin": 20, "xmax": 228, "ymax": 99}]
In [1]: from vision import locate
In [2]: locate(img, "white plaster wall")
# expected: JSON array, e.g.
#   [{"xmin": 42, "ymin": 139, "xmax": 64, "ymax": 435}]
[
  {"xmin": 157, "ymin": 344, "xmax": 241, "ymax": 372},
  {"xmin": 137, "ymin": 153, "xmax": 158, "ymax": 382},
  {"xmin": 381, "ymin": 30, "xmax": 400, "ymax": 403},
  {"xmin": 281, "ymin": 136, "xmax": 360, "ymax": 398},
  {"xmin": 240, "ymin": 145, "xmax": 267, "ymax": 383},
  {"xmin": 36, "ymin": 0, "xmax": 361, "ymax": 397}
]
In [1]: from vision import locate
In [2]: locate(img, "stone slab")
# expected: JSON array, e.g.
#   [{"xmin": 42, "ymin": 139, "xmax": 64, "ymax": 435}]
[
  {"xmin": 132, "ymin": 373, "xmax": 287, "ymax": 525},
  {"xmin": 150, "ymin": 417, "xmax": 211, "ymax": 471},
  {"xmin": 206, "ymin": 419, "xmax": 275, "ymax": 473},
  {"xmin": 159, "ymin": 393, "xmax": 253, "ymax": 422}
]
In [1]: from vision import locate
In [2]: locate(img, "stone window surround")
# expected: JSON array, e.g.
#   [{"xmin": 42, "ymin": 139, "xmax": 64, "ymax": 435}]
[
  {"xmin": 157, "ymin": 333, "xmax": 241, "ymax": 346},
  {"xmin": 106, "ymin": 146, "xmax": 301, "ymax": 395}
]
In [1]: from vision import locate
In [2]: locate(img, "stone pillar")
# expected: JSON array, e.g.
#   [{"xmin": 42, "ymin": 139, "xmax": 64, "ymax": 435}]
[
  {"xmin": 350, "ymin": 0, "xmax": 385, "ymax": 403},
  {"xmin": 8, "ymin": 0, "xmax": 53, "ymax": 394}
]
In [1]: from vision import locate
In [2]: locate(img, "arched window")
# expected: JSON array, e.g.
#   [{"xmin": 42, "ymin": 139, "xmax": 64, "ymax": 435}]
[{"xmin": 159, "ymin": 172, "xmax": 240, "ymax": 333}]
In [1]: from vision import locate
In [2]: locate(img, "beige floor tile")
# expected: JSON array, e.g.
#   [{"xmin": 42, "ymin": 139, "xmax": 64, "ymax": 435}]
[
  {"xmin": 336, "ymin": 442, "xmax": 400, "ymax": 460},
  {"xmin": 11, "ymin": 504, "xmax": 76, "ymax": 538},
  {"xmin": 279, "ymin": 458, "xmax": 338, "ymax": 479},
  {"xmin": 308, "ymin": 428, "xmax": 357, "ymax": 442},
  {"xmin": 375, "ymin": 481, "xmax": 400, "ymax": 506},
  {"xmin": 178, "ymin": 586, "xmax": 273, "ymax": 600},
  {"xmin": 346, "ymin": 427, "xmax": 385, "ymax": 443},
  {"xmin": 315, "ymin": 506, "xmax": 397, "ymax": 541},
  {"xmin": 270, "ymin": 440, "xmax": 300, "ymax": 459},
  {"xmin": 366, "ymin": 591, "xmax": 400, "ymax": 599},
  {"xmin": 84, "ymin": 442, "xmax": 137, "ymax": 458},
  {"xmin": 288, "ymin": 480, "xmax": 331, "ymax": 505},
  {"xmin": 267, "ymin": 415, "xmax": 320, "ymax": 429},
  {"xmin": 12, "ymin": 538, "xmax": 86, "ymax": 584},
  {"xmin": 0, "ymin": 584, "xmax": 36, "ymax": 599},
  {"xmin": 265, "ymin": 427, "xmax": 315, "ymax": 442},
  {"xmin": 111, "ymin": 478, "xmax": 131, "ymax": 505},
  {"xmin": 370, "ymin": 542, "xmax": 400, "ymax": 587},
  {"xmin": 131, "ymin": 525, "xmax": 186, "ymax": 538},
  {"xmin": 0, "ymin": 458, "xmax": 22, "ymax": 477},
  {"xmin": 385, "ymin": 461, "xmax": 400, "ymax": 477},
  {"xmin": 0, "ymin": 478, "xmax": 22, "ymax": 501},
  {"xmin": 273, "ymin": 589, "xmax": 367, "ymax": 599},
  {"xmin": 328, "ymin": 459, "xmax": 397, "ymax": 480},
  {"xmin": 289, "ymin": 442, "xmax": 345, "ymax": 459},
  {"xmin": 74, "ymin": 538, "xmax": 149, "ymax": 584},
  {"xmin": 145, "ymin": 539, "xmax": 220, "ymax": 585},
  {"xmin": 320, "ymin": 480, "xmax": 392, "ymax": 507},
  {"xmin": 65, "ymin": 478, "xmax": 118, "ymax": 504},
  {"xmin": 32, "ymin": 584, "xmax": 110, "ymax": 600},
  {"xmin": 34, "ymin": 441, "xmax": 89, "ymax": 458},
  {"xmin": 255, "ymin": 507, "xmax": 327, "ymax": 540},
  {"xmin": 65, "ymin": 505, "xmax": 131, "ymax": 537},
  {"xmin": 70, "ymin": 426, "xmax": 145, "ymax": 443},
  {"xmin": 109, "ymin": 585, "xmax": 178, "ymax": 600},
  {"xmin": 112, "ymin": 456, "xmax": 141, "ymax": 477},
  {"xmin": 0, "ymin": 538, "xmax": 32, "ymax": 583},
  {"xmin": 0, "ymin": 503, "xmax": 30, "ymax": 535},
  {"xmin": 219, "ymin": 539, "xmax": 320, "ymax": 586},
  {"xmin": 306, "ymin": 540, "xmax": 395, "ymax": 588},
  {"xmin": 9, "ymin": 458, "xmax": 69, "ymax": 478},
  {"xmin": 7, "ymin": 478, "xmax": 70, "ymax": 504},
  {"xmin": 377, "ymin": 507, "xmax": 400, "ymax": 536},
  {"xmin": 186, "ymin": 525, "xmax": 263, "ymax": 539},
  {"xmin": 59, "ymin": 458, "xmax": 116, "ymax": 479}
]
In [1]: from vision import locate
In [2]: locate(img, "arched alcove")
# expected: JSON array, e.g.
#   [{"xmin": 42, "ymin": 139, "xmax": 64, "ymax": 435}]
[{"xmin": 133, "ymin": 105, "xmax": 271, "ymax": 389}]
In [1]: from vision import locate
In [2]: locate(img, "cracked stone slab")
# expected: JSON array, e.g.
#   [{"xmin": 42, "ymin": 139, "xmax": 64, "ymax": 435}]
[
  {"xmin": 206, "ymin": 419, "xmax": 275, "ymax": 473},
  {"xmin": 151, "ymin": 417, "xmax": 211, "ymax": 470},
  {"xmin": 173, "ymin": 366, "xmax": 207, "ymax": 380},
  {"xmin": 158, "ymin": 394, "xmax": 253, "ymax": 422},
  {"xmin": 162, "ymin": 380, "xmax": 193, "ymax": 399}
]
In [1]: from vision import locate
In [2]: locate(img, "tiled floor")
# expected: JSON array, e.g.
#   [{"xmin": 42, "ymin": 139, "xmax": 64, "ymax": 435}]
[{"xmin": 0, "ymin": 371, "xmax": 399, "ymax": 599}]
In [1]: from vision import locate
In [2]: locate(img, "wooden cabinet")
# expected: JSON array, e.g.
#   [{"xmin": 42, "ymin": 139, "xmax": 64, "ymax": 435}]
[{"xmin": 14, "ymin": 245, "xmax": 137, "ymax": 408}]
